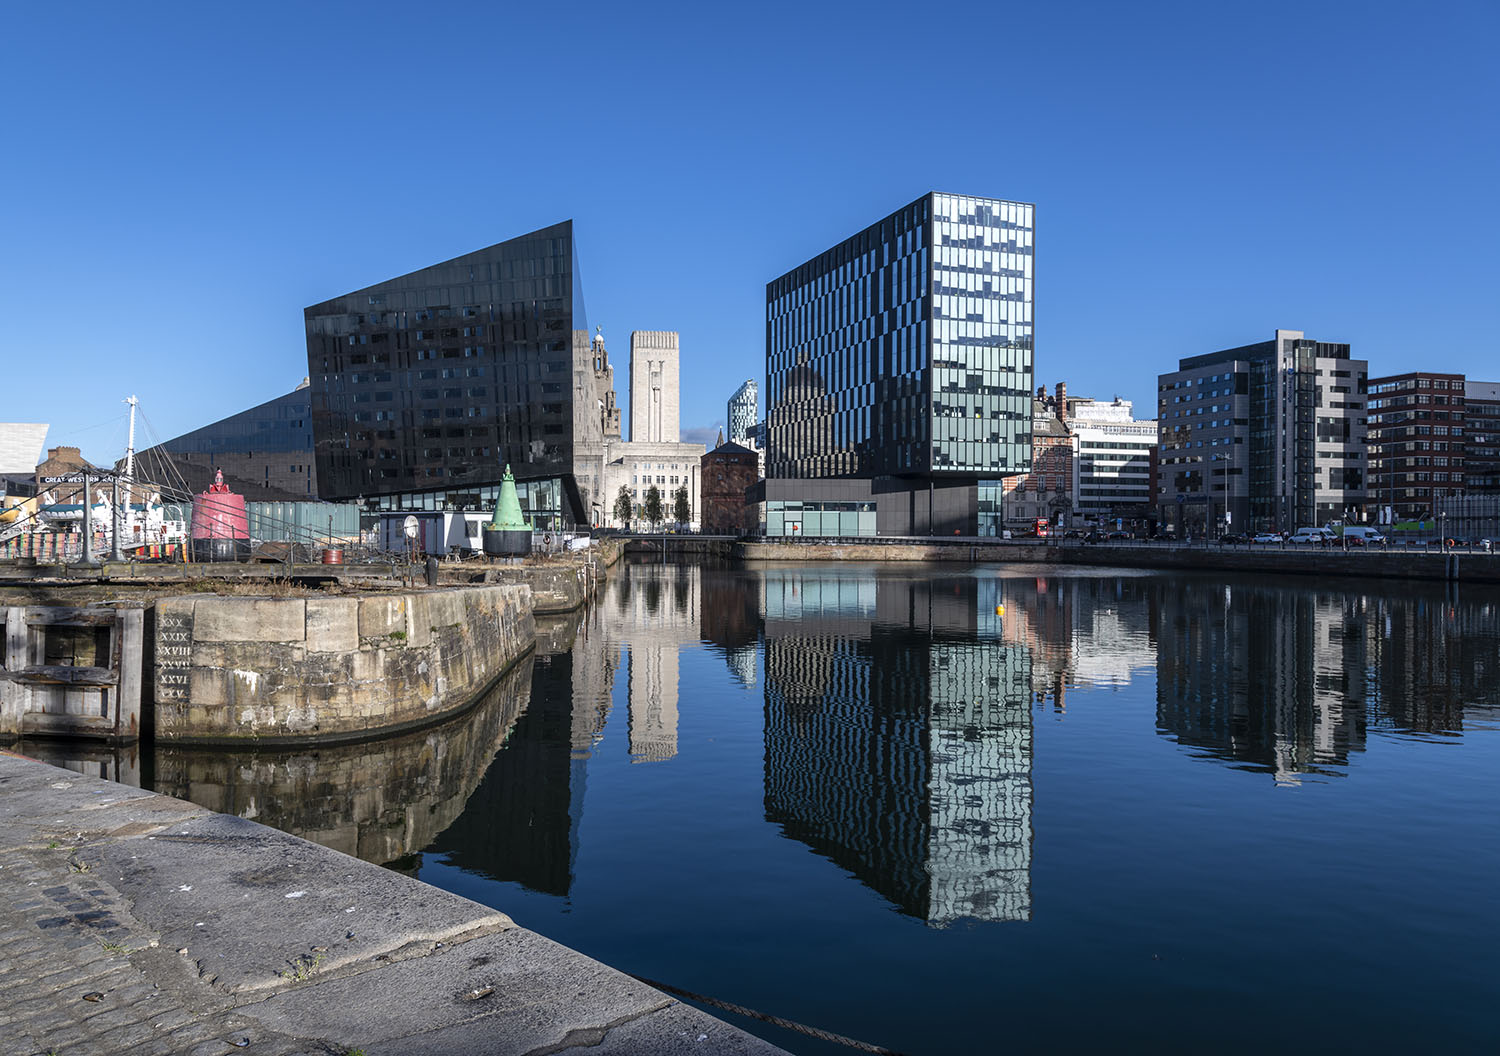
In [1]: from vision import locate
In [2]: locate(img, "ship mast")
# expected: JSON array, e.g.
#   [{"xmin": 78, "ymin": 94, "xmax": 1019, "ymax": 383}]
[
  {"xmin": 124, "ymin": 395, "xmax": 138, "ymax": 480},
  {"xmin": 123, "ymin": 394, "xmax": 139, "ymax": 514}
]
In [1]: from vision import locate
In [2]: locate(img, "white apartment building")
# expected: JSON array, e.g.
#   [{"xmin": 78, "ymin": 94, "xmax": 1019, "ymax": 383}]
[{"xmin": 1068, "ymin": 397, "xmax": 1157, "ymax": 524}]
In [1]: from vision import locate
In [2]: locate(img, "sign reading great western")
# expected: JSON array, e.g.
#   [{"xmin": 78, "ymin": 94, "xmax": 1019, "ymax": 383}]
[
  {"xmin": 155, "ymin": 606, "xmax": 195, "ymax": 702},
  {"xmin": 40, "ymin": 470, "xmax": 123, "ymax": 484}
]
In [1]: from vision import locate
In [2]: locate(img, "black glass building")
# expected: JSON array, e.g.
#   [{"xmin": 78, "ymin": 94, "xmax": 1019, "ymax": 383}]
[
  {"xmin": 128, "ymin": 384, "xmax": 315, "ymax": 500},
  {"xmin": 306, "ymin": 221, "xmax": 600, "ymax": 524},
  {"xmin": 762, "ymin": 193, "xmax": 1034, "ymax": 535}
]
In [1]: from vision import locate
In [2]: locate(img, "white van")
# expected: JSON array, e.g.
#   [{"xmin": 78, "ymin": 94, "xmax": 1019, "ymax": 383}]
[
  {"xmin": 1289, "ymin": 527, "xmax": 1335, "ymax": 545},
  {"xmin": 1339, "ymin": 526, "xmax": 1386, "ymax": 546}
]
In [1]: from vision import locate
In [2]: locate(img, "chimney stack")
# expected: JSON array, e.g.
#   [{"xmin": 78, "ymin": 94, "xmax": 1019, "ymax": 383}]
[{"xmin": 1056, "ymin": 381, "xmax": 1068, "ymax": 421}]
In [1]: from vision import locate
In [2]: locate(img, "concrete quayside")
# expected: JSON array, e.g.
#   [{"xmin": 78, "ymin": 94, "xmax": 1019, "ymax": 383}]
[{"xmin": 0, "ymin": 749, "xmax": 785, "ymax": 1055}]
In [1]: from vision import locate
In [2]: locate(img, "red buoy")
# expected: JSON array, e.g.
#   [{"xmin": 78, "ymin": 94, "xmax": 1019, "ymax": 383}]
[{"xmin": 190, "ymin": 469, "xmax": 250, "ymax": 562}]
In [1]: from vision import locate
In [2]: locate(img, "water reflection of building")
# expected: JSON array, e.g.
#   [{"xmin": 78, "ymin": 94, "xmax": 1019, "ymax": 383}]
[
  {"xmin": 1366, "ymin": 591, "xmax": 1500, "ymax": 734},
  {"xmin": 611, "ymin": 562, "xmax": 705, "ymax": 762},
  {"xmin": 427, "ymin": 612, "xmax": 610, "ymax": 895},
  {"xmin": 996, "ymin": 575, "xmax": 1157, "ymax": 709},
  {"xmin": 1154, "ymin": 583, "xmax": 1370, "ymax": 783},
  {"xmin": 761, "ymin": 571, "xmax": 1033, "ymax": 925},
  {"xmin": 700, "ymin": 567, "xmax": 763, "ymax": 688}
]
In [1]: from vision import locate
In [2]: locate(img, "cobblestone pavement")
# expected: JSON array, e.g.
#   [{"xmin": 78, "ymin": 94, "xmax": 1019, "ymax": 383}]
[{"xmin": 0, "ymin": 845, "xmax": 324, "ymax": 1056}]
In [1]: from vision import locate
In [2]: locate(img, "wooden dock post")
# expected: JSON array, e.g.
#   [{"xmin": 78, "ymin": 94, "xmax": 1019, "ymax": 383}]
[
  {"xmin": 116, "ymin": 607, "xmax": 144, "ymax": 739},
  {"xmin": 1, "ymin": 606, "xmax": 28, "ymax": 737}
]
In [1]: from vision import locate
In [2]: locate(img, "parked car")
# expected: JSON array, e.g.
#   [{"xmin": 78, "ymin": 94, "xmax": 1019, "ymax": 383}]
[
  {"xmin": 1289, "ymin": 527, "xmax": 1335, "ymax": 545},
  {"xmin": 1219, "ymin": 533, "xmax": 1246, "ymax": 545},
  {"xmin": 1252, "ymin": 532, "xmax": 1283, "ymax": 544},
  {"xmin": 1063, "ymin": 529, "xmax": 1085, "ymax": 539},
  {"xmin": 1106, "ymin": 531, "xmax": 1132, "ymax": 541}
]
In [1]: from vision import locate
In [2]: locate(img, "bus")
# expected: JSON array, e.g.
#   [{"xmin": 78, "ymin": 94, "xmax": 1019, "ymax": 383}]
[{"xmin": 1034, "ymin": 518, "xmax": 1050, "ymax": 538}]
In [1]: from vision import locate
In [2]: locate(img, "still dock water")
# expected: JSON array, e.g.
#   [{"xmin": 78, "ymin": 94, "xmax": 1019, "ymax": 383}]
[{"xmin": 40, "ymin": 562, "xmax": 1500, "ymax": 1053}]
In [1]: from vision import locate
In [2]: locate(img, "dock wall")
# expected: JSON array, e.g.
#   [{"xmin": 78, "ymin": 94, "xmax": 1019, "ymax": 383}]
[
  {"xmin": 151, "ymin": 585, "xmax": 535, "ymax": 744},
  {"xmin": 734, "ymin": 540, "xmax": 1500, "ymax": 584}
]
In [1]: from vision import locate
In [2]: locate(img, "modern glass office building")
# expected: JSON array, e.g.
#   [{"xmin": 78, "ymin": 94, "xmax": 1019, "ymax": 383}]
[
  {"xmin": 129, "ymin": 384, "xmax": 315, "ymax": 500},
  {"xmin": 727, "ymin": 379, "xmax": 758, "ymax": 447},
  {"xmin": 762, "ymin": 192, "xmax": 1035, "ymax": 535},
  {"xmin": 305, "ymin": 222, "xmax": 611, "ymax": 526}
]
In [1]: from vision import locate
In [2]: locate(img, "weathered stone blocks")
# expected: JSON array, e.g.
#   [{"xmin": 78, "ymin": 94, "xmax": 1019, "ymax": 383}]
[
  {"xmin": 305, "ymin": 598, "xmax": 359, "ymax": 653},
  {"xmin": 193, "ymin": 598, "xmax": 307, "ymax": 642},
  {"xmin": 357, "ymin": 596, "xmax": 409, "ymax": 639},
  {"xmin": 153, "ymin": 586, "xmax": 534, "ymax": 742}
]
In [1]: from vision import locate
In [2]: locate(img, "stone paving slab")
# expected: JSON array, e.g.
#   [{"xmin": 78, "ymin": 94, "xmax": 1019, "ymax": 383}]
[
  {"xmin": 87, "ymin": 812, "xmax": 512, "ymax": 994},
  {"xmin": 0, "ymin": 751, "xmax": 789, "ymax": 1055}
]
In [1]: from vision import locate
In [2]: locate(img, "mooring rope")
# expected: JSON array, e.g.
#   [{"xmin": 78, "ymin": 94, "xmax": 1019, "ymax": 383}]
[{"xmin": 628, "ymin": 974, "xmax": 910, "ymax": 1055}]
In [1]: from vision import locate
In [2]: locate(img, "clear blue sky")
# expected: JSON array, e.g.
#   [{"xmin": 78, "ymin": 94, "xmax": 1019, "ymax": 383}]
[{"xmin": 3, "ymin": 0, "xmax": 1496, "ymax": 464}]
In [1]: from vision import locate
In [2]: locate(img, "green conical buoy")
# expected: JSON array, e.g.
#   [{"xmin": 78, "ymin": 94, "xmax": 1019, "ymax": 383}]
[
  {"xmin": 483, "ymin": 465, "xmax": 533, "ymax": 556},
  {"xmin": 488, "ymin": 465, "xmax": 532, "ymax": 531}
]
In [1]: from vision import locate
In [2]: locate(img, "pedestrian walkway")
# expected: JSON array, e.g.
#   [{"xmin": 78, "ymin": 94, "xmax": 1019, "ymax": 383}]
[{"xmin": 0, "ymin": 751, "xmax": 784, "ymax": 1056}]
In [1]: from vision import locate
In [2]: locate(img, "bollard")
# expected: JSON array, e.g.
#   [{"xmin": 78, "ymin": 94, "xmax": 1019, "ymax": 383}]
[{"xmin": 425, "ymin": 555, "xmax": 439, "ymax": 586}]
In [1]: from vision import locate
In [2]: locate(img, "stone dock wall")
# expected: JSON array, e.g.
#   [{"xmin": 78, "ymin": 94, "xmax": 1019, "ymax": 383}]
[
  {"xmin": 734, "ymin": 540, "xmax": 1500, "ymax": 584},
  {"xmin": 151, "ymin": 585, "xmax": 535, "ymax": 744}
]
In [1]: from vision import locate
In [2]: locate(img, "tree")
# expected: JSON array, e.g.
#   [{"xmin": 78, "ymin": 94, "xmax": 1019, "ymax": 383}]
[
  {"xmin": 672, "ymin": 485, "xmax": 691, "ymax": 526},
  {"xmin": 612, "ymin": 486, "xmax": 633, "ymax": 529},
  {"xmin": 644, "ymin": 485, "xmax": 664, "ymax": 529}
]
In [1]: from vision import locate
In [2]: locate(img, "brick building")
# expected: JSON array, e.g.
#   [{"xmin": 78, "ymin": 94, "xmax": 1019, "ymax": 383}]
[
  {"xmin": 998, "ymin": 384, "xmax": 1074, "ymax": 530},
  {"xmin": 34, "ymin": 446, "xmax": 97, "ymax": 504},
  {"xmin": 1367, "ymin": 371, "xmax": 1466, "ymax": 520},
  {"xmin": 700, "ymin": 440, "xmax": 760, "ymax": 536}
]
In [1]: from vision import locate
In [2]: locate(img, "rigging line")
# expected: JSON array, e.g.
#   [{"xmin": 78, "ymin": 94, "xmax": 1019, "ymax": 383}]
[
  {"xmin": 135, "ymin": 407, "xmax": 193, "ymax": 498},
  {"xmin": 57, "ymin": 412, "xmax": 130, "ymax": 434},
  {"xmin": 627, "ymin": 975, "xmax": 910, "ymax": 1056}
]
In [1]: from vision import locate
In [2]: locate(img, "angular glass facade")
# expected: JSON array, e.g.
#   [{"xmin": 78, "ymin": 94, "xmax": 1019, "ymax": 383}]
[
  {"xmin": 306, "ymin": 221, "xmax": 591, "ymax": 524},
  {"xmin": 727, "ymin": 379, "xmax": 758, "ymax": 447},
  {"xmin": 929, "ymin": 193, "xmax": 1035, "ymax": 474},
  {"xmin": 766, "ymin": 192, "xmax": 1034, "ymax": 481},
  {"xmin": 132, "ymin": 385, "xmax": 316, "ymax": 500}
]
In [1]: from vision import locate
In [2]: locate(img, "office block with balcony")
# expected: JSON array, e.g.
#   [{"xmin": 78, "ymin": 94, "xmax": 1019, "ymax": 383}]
[{"xmin": 1157, "ymin": 330, "xmax": 1367, "ymax": 534}]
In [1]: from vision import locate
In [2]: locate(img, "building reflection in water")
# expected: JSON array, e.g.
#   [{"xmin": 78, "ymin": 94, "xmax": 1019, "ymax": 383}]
[
  {"xmin": 17, "ymin": 564, "xmax": 1500, "ymax": 909},
  {"xmin": 1154, "ymin": 582, "xmax": 1370, "ymax": 782},
  {"xmin": 611, "ymin": 563, "xmax": 705, "ymax": 762},
  {"xmin": 427, "ymin": 610, "xmax": 612, "ymax": 894},
  {"xmin": 759, "ymin": 569, "xmax": 1035, "ymax": 926},
  {"xmin": 1151, "ymin": 579, "xmax": 1500, "ymax": 782},
  {"xmin": 10, "ymin": 657, "xmax": 538, "ymax": 872},
  {"xmin": 431, "ymin": 561, "xmax": 708, "ymax": 892},
  {"xmin": 994, "ymin": 574, "xmax": 1158, "ymax": 711}
]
